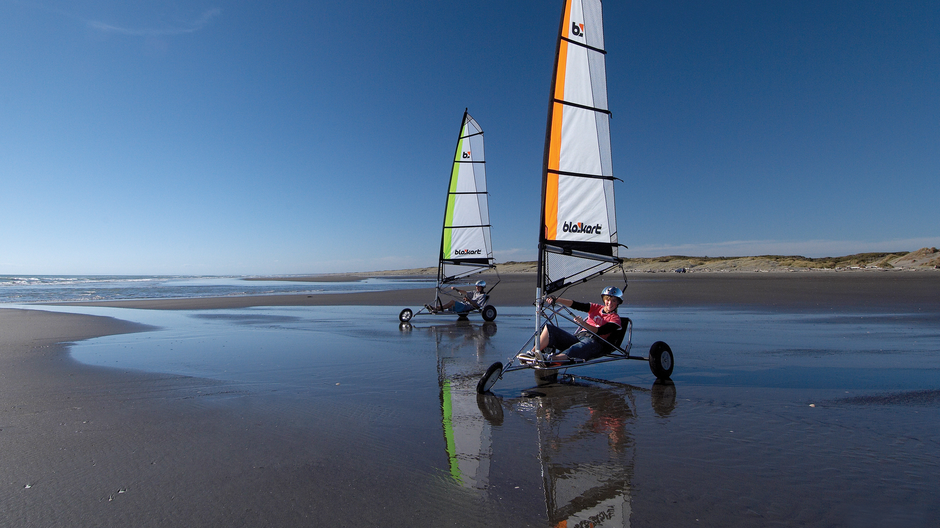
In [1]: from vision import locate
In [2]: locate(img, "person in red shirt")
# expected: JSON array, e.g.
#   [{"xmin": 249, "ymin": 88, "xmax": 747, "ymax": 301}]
[{"xmin": 518, "ymin": 286, "xmax": 623, "ymax": 364}]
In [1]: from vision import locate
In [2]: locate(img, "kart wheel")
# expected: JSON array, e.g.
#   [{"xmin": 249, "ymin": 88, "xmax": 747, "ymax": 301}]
[
  {"xmin": 648, "ymin": 341, "xmax": 674, "ymax": 380},
  {"xmin": 481, "ymin": 305, "xmax": 497, "ymax": 322},
  {"xmin": 476, "ymin": 362, "xmax": 503, "ymax": 394},
  {"xmin": 399, "ymin": 308, "xmax": 413, "ymax": 322}
]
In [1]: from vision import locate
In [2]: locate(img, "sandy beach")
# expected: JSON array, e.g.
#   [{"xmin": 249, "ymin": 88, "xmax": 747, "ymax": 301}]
[{"xmin": 2, "ymin": 272, "xmax": 939, "ymax": 526}]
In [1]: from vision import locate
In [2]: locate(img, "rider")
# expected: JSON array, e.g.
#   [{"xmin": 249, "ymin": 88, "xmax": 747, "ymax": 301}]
[
  {"xmin": 518, "ymin": 286, "xmax": 623, "ymax": 364},
  {"xmin": 428, "ymin": 280, "xmax": 487, "ymax": 314}
]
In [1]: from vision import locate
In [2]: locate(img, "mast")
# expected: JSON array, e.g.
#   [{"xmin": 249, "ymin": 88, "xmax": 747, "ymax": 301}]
[
  {"xmin": 537, "ymin": 0, "xmax": 620, "ymax": 323},
  {"xmin": 537, "ymin": 0, "xmax": 571, "ymax": 328},
  {"xmin": 439, "ymin": 109, "xmax": 494, "ymax": 286}
]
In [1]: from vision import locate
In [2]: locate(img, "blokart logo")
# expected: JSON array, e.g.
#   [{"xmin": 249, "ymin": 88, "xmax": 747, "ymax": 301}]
[
  {"xmin": 563, "ymin": 221, "xmax": 602, "ymax": 234},
  {"xmin": 571, "ymin": 22, "xmax": 585, "ymax": 37},
  {"xmin": 462, "ymin": 151, "xmax": 471, "ymax": 159},
  {"xmin": 455, "ymin": 249, "xmax": 482, "ymax": 255}
]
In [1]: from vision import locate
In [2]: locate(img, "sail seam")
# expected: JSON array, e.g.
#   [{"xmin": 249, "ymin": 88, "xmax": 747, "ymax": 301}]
[
  {"xmin": 552, "ymin": 97, "xmax": 611, "ymax": 115},
  {"xmin": 546, "ymin": 168, "xmax": 614, "ymax": 181},
  {"xmin": 560, "ymin": 35, "xmax": 606, "ymax": 55}
]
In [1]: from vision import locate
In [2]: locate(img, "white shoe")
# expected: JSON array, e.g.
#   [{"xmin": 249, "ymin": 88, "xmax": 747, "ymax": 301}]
[{"xmin": 516, "ymin": 350, "xmax": 542, "ymax": 364}]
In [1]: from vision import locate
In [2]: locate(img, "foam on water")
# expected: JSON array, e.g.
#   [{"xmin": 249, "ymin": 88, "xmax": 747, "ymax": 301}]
[{"xmin": 0, "ymin": 275, "xmax": 434, "ymax": 304}]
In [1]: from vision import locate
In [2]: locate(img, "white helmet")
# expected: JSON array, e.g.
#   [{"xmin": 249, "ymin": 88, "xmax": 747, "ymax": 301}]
[{"xmin": 601, "ymin": 286, "xmax": 623, "ymax": 303}]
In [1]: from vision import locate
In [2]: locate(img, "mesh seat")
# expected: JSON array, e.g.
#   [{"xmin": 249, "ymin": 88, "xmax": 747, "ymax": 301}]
[
  {"xmin": 477, "ymin": 294, "xmax": 489, "ymax": 308},
  {"xmin": 603, "ymin": 317, "xmax": 631, "ymax": 352}
]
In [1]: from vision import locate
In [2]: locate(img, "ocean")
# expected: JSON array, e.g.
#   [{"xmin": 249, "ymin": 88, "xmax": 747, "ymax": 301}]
[{"xmin": 0, "ymin": 275, "xmax": 434, "ymax": 304}]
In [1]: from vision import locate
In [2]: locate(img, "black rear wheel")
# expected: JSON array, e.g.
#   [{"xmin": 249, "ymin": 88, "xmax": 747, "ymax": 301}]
[
  {"xmin": 481, "ymin": 305, "xmax": 497, "ymax": 322},
  {"xmin": 398, "ymin": 308, "xmax": 413, "ymax": 322},
  {"xmin": 476, "ymin": 362, "xmax": 503, "ymax": 394},
  {"xmin": 648, "ymin": 341, "xmax": 674, "ymax": 380}
]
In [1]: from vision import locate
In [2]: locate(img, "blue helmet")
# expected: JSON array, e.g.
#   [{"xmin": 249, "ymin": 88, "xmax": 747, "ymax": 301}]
[
  {"xmin": 475, "ymin": 280, "xmax": 486, "ymax": 288},
  {"xmin": 601, "ymin": 286, "xmax": 623, "ymax": 303}
]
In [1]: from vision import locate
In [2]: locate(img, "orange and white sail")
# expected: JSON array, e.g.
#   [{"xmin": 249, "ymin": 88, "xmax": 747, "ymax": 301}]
[
  {"xmin": 539, "ymin": 0, "xmax": 620, "ymax": 295},
  {"xmin": 440, "ymin": 109, "xmax": 495, "ymax": 283}
]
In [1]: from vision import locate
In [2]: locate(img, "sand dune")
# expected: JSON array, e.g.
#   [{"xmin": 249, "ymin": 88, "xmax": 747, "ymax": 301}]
[{"xmin": 270, "ymin": 247, "xmax": 940, "ymax": 281}]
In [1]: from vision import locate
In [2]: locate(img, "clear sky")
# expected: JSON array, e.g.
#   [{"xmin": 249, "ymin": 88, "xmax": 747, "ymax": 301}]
[{"xmin": 2, "ymin": 0, "xmax": 937, "ymax": 275}]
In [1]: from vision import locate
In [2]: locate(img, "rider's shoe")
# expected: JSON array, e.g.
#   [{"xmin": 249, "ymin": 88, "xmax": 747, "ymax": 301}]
[
  {"xmin": 516, "ymin": 350, "xmax": 543, "ymax": 364},
  {"xmin": 425, "ymin": 303, "xmax": 438, "ymax": 313}
]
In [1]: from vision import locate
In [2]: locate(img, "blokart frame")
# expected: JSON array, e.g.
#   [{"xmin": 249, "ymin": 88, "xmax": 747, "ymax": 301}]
[
  {"xmin": 399, "ymin": 276, "xmax": 500, "ymax": 324},
  {"xmin": 476, "ymin": 300, "xmax": 674, "ymax": 394}
]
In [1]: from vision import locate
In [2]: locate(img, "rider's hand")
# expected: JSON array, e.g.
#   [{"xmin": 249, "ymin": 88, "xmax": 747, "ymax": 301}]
[{"xmin": 546, "ymin": 296, "xmax": 556, "ymax": 305}]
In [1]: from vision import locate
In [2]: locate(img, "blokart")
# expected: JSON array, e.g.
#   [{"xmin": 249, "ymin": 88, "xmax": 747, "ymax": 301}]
[
  {"xmin": 476, "ymin": 287, "xmax": 673, "ymax": 394},
  {"xmin": 399, "ymin": 279, "xmax": 499, "ymax": 323},
  {"xmin": 476, "ymin": 0, "xmax": 674, "ymax": 394},
  {"xmin": 399, "ymin": 109, "xmax": 499, "ymax": 324}
]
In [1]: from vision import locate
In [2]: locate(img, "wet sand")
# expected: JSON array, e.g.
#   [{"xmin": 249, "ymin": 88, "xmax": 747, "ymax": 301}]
[{"xmin": 3, "ymin": 272, "xmax": 939, "ymax": 526}]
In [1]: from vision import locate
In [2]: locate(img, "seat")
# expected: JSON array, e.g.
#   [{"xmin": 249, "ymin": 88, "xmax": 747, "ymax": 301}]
[
  {"xmin": 604, "ymin": 317, "xmax": 631, "ymax": 352},
  {"xmin": 476, "ymin": 294, "xmax": 489, "ymax": 309}
]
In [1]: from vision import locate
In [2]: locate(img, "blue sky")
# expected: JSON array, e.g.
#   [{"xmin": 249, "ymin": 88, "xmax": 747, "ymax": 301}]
[{"xmin": 2, "ymin": 0, "xmax": 937, "ymax": 275}]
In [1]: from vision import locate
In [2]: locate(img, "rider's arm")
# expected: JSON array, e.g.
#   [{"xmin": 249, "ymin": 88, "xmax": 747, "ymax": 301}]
[
  {"xmin": 452, "ymin": 287, "xmax": 479, "ymax": 308},
  {"xmin": 546, "ymin": 297, "xmax": 596, "ymax": 331},
  {"xmin": 569, "ymin": 300, "xmax": 591, "ymax": 313},
  {"xmin": 545, "ymin": 297, "xmax": 590, "ymax": 312}
]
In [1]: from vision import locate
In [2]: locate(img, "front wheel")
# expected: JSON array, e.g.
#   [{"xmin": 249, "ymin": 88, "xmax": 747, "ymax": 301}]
[
  {"xmin": 476, "ymin": 362, "xmax": 503, "ymax": 394},
  {"xmin": 399, "ymin": 308, "xmax": 413, "ymax": 322},
  {"xmin": 648, "ymin": 341, "xmax": 674, "ymax": 380},
  {"xmin": 481, "ymin": 305, "xmax": 497, "ymax": 322}
]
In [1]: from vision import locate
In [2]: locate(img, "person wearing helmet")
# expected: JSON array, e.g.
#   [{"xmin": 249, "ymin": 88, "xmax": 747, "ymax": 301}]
[
  {"xmin": 427, "ymin": 281, "xmax": 487, "ymax": 314},
  {"xmin": 518, "ymin": 286, "xmax": 623, "ymax": 364}
]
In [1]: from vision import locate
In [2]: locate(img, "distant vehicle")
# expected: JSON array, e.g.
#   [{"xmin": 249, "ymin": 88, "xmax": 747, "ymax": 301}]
[
  {"xmin": 399, "ymin": 109, "xmax": 498, "ymax": 325},
  {"xmin": 674, "ymin": 267, "xmax": 686, "ymax": 273}
]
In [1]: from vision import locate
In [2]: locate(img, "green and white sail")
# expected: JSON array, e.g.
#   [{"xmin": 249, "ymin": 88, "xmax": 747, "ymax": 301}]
[
  {"xmin": 440, "ymin": 109, "xmax": 495, "ymax": 284},
  {"xmin": 538, "ymin": 0, "xmax": 621, "ymax": 296}
]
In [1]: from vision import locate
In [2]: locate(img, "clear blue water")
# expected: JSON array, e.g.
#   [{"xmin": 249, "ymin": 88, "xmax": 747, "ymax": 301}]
[{"xmin": 0, "ymin": 275, "xmax": 433, "ymax": 304}]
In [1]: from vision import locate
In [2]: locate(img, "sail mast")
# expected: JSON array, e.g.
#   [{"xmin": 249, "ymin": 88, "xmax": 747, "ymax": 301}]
[
  {"xmin": 439, "ymin": 109, "xmax": 494, "ymax": 285},
  {"xmin": 537, "ymin": 0, "xmax": 571, "ymax": 326},
  {"xmin": 439, "ymin": 108, "xmax": 471, "ymax": 287},
  {"xmin": 538, "ymin": 0, "xmax": 620, "ymax": 309}
]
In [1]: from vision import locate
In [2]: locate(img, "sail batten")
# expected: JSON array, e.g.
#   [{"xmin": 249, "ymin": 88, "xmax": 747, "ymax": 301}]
[
  {"xmin": 539, "ymin": 0, "xmax": 619, "ymax": 296},
  {"xmin": 439, "ymin": 109, "xmax": 495, "ymax": 284}
]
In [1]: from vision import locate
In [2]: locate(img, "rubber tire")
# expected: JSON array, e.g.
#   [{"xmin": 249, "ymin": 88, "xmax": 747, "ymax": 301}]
[
  {"xmin": 481, "ymin": 305, "xmax": 497, "ymax": 322},
  {"xmin": 476, "ymin": 362, "xmax": 503, "ymax": 394},
  {"xmin": 648, "ymin": 341, "xmax": 674, "ymax": 380},
  {"xmin": 399, "ymin": 308, "xmax": 413, "ymax": 322}
]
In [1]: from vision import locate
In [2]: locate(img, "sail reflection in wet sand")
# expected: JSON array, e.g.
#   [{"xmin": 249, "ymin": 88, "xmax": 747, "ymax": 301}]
[{"xmin": 478, "ymin": 379, "xmax": 676, "ymax": 527}]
